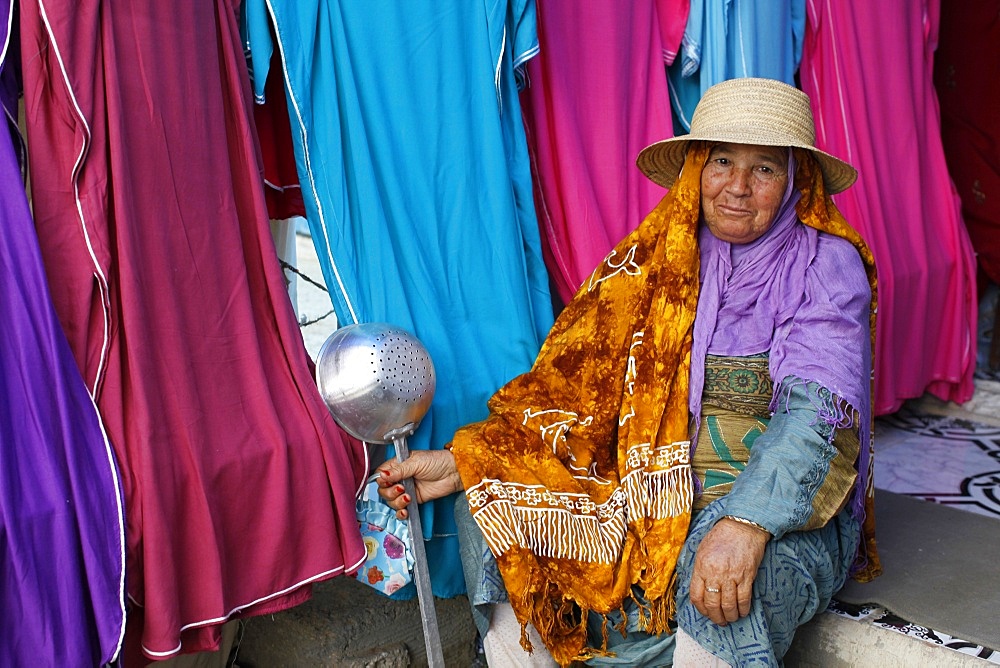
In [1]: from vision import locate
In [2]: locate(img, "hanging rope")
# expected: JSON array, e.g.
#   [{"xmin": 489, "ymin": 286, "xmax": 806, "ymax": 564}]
[
  {"xmin": 279, "ymin": 259, "xmax": 335, "ymax": 327},
  {"xmin": 280, "ymin": 259, "xmax": 329, "ymax": 292}
]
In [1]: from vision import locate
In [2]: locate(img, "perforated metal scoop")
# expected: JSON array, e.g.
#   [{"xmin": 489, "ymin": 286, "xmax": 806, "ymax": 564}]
[
  {"xmin": 315, "ymin": 323, "xmax": 436, "ymax": 444},
  {"xmin": 315, "ymin": 322, "xmax": 443, "ymax": 667}
]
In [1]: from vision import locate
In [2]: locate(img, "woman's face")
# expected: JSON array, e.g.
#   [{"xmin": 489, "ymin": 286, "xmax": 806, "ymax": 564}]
[{"xmin": 700, "ymin": 143, "xmax": 789, "ymax": 244}]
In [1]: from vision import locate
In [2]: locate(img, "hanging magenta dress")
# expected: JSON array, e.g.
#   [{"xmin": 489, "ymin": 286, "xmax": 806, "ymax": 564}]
[
  {"xmin": 520, "ymin": 0, "xmax": 688, "ymax": 305},
  {"xmin": 799, "ymin": 0, "xmax": 977, "ymax": 414},
  {"xmin": 20, "ymin": 0, "xmax": 367, "ymax": 658}
]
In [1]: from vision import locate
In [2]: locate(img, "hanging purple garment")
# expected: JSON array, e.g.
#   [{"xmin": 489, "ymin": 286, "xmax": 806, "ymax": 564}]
[{"xmin": 0, "ymin": 3, "xmax": 126, "ymax": 665}]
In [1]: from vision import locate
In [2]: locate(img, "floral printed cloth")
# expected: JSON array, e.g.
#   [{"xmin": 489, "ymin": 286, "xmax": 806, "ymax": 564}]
[{"xmin": 354, "ymin": 477, "xmax": 415, "ymax": 596}]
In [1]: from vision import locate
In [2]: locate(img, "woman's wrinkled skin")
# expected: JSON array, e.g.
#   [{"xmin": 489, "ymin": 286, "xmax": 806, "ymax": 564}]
[{"xmin": 701, "ymin": 143, "xmax": 788, "ymax": 244}]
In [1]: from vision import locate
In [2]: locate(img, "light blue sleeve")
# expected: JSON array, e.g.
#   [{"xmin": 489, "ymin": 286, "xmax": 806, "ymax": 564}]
[{"xmin": 720, "ymin": 378, "xmax": 842, "ymax": 540}]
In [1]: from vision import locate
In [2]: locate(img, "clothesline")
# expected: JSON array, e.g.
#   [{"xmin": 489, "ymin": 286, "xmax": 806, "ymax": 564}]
[{"xmin": 278, "ymin": 258, "xmax": 336, "ymax": 327}]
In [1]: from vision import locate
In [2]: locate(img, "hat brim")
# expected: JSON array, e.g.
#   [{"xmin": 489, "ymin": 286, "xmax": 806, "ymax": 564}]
[{"xmin": 636, "ymin": 136, "xmax": 858, "ymax": 195}]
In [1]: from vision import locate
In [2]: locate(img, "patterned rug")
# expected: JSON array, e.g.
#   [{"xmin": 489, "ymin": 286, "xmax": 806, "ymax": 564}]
[{"xmin": 876, "ymin": 409, "xmax": 1000, "ymax": 519}]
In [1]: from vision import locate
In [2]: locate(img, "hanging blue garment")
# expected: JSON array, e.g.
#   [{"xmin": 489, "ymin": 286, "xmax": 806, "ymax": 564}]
[
  {"xmin": 242, "ymin": 1, "xmax": 553, "ymax": 598},
  {"xmin": 668, "ymin": 0, "xmax": 806, "ymax": 132}
]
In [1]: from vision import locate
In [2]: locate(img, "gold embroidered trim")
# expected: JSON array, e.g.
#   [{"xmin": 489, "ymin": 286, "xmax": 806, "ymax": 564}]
[{"xmin": 703, "ymin": 354, "xmax": 772, "ymax": 417}]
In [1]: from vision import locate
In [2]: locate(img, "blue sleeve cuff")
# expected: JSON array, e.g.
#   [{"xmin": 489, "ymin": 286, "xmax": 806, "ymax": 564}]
[{"xmin": 720, "ymin": 379, "xmax": 838, "ymax": 539}]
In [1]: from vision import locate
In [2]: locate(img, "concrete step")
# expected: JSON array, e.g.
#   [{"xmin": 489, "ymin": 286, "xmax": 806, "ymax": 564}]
[{"xmin": 786, "ymin": 611, "xmax": 993, "ymax": 667}]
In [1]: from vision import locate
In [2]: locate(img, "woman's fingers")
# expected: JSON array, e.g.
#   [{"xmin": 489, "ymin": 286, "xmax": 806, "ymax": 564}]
[
  {"xmin": 375, "ymin": 457, "xmax": 413, "ymax": 487},
  {"xmin": 736, "ymin": 578, "xmax": 753, "ymax": 619},
  {"xmin": 695, "ymin": 579, "xmax": 735, "ymax": 626},
  {"xmin": 377, "ymin": 480, "xmax": 407, "ymax": 506},
  {"xmin": 373, "ymin": 450, "xmax": 461, "ymax": 520},
  {"xmin": 688, "ymin": 519, "xmax": 769, "ymax": 625},
  {"xmin": 720, "ymin": 580, "xmax": 740, "ymax": 624},
  {"xmin": 694, "ymin": 579, "xmax": 745, "ymax": 626},
  {"xmin": 376, "ymin": 479, "xmax": 412, "ymax": 520},
  {"xmin": 375, "ymin": 461, "xmax": 412, "ymax": 514},
  {"xmin": 690, "ymin": 577, "xmax": 728, "ymax": 625},
  {"xmin": 376, "ymin": 450, "xmax": 461, "ymax": 503}
]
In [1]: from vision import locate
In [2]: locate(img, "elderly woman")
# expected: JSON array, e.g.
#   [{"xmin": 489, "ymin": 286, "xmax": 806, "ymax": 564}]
[{"xmin": 377, "ymin": 77, "xmax": 880, "ymax": 667}]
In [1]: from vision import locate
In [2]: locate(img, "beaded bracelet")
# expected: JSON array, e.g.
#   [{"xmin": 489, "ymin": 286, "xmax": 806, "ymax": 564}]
[{"xmin": 725, "ymin": 515, "xmax": 771, "ymax": 535}]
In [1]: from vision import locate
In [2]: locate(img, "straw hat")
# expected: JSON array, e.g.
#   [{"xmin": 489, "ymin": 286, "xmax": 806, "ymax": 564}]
[{"xmin": 636, "ymin": 77, "xmax": 857, "ymax": 194}]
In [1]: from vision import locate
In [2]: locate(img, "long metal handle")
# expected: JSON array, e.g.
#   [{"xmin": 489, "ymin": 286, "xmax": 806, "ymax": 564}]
[{"xmin": 393, "ymin": 435, "xmax": 445, "ymax": 668}]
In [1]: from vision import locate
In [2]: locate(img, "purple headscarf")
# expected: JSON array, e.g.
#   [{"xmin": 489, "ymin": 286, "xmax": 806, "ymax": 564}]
[{"xmin": 688, "ymin": 149, "xmax": 873, "ymax": 519}]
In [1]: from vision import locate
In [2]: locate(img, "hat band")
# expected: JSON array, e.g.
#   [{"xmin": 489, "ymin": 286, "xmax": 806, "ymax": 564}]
[{"xmin": 686, "ymin": 123, "xmax": 815, "ymax": 149}]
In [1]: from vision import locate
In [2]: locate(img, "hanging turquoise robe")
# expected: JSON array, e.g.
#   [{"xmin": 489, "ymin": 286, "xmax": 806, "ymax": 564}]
[{"xmin": 242, "ymin": 0, "xmax": 553, "ymax": 598}]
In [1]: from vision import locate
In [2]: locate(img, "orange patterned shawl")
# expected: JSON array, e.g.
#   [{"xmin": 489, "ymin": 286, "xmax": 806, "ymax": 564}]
[{"xmin": 451, "ymin": 144, "xmax": 879, "ymax": 666}]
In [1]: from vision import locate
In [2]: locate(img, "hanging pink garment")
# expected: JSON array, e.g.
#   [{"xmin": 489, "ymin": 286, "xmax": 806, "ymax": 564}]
[
  {"xmin": 20, "ymin": 0, "xmax": 367, "ymax": 659},
  {"xmin": 521, "ymin": 0, "xmax": 689, "ymax": 304},
  {"xmin": 800, "ymin": 0, "xmax": 977, "ymax": 414}
]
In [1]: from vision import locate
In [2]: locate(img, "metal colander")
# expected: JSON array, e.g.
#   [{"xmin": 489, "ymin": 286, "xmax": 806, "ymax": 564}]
[
  {"xmin": 315, "ymin": 322, "xmax": 445, "ymax": 666},
  {"xmin": 315, "ymin": 322, "xmax": 436, "ymax": 444}
]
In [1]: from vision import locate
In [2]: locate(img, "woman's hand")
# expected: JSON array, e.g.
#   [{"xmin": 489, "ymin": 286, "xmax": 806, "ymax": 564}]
[
  {"xmin": 688, "ymin": 517, "xmax": 770, "ymax": 625},
  {"xmin": 375, "ymin": 449, "xmax": 463, "ymax": 520}
]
